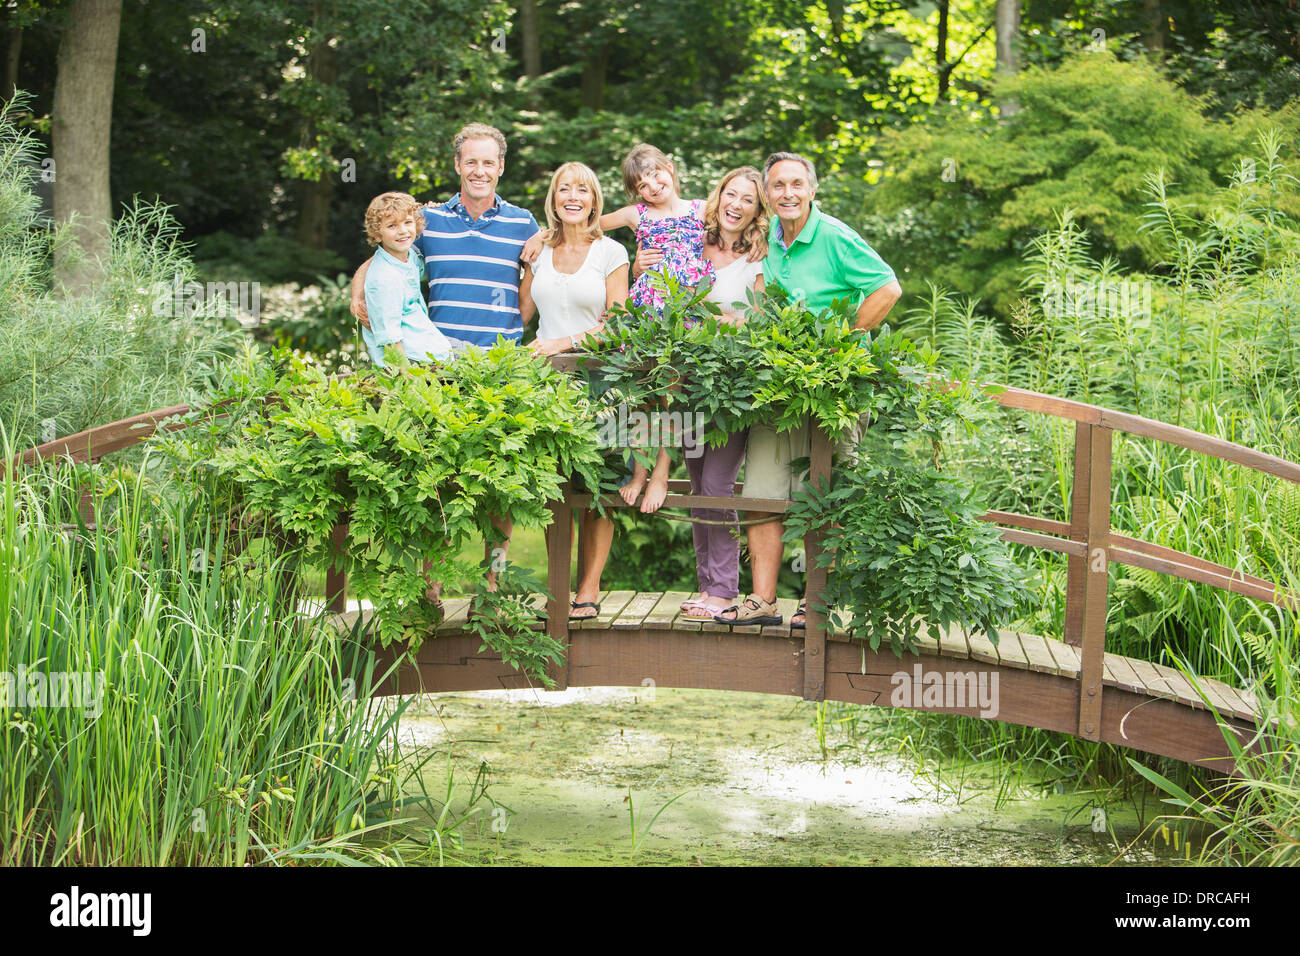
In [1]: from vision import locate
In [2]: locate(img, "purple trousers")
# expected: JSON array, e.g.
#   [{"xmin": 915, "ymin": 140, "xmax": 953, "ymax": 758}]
[{"xmin": 685, "ymin": 428, "xmax": 748, "ymax": 598}]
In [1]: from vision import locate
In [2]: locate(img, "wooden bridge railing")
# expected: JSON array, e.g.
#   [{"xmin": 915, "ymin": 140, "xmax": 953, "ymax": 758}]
[{"xmin": 18, "ymin": 364, "xmax": 1300, "ymax": 739}]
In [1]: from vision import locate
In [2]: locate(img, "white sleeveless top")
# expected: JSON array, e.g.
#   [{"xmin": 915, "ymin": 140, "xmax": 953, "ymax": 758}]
[
  {"xmin": 530, "ymin": 237, "xmax": 629, "ymax": 340},
  {"xmin": 706, "ymin": 254, "xmax": 764, "ymax": 315}
]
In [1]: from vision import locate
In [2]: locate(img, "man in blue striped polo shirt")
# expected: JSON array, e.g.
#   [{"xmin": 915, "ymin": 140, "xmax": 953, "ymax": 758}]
[
  {"xmin": 350, "ymin": 123, "xmax": 539, "ymax": 599},
  {"xmin": 351, "ymin": 122, "xmax": 539, "ymax": 347}
]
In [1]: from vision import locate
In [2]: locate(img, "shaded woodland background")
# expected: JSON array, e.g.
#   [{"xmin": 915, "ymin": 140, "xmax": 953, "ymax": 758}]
[{"xmin": 9, "ymin": 0, "xmax": 1298, "ymax": 296}]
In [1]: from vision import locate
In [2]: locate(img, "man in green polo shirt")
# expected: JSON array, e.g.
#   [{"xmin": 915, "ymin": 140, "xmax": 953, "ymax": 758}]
[{"xmin": 715, "ymin": 152, "xmax": 902, "ymax": 629}]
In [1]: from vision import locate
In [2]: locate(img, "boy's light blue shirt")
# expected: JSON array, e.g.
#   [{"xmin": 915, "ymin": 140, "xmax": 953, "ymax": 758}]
[{"xmin": 362, "ymin": 244, "xmax": 453, "ymax": 367}]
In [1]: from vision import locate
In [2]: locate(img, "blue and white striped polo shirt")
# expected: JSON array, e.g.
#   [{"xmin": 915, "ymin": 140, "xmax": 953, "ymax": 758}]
[{"xmin": 416, "ymin": 193, "xmax": 539, "ymax": 347}]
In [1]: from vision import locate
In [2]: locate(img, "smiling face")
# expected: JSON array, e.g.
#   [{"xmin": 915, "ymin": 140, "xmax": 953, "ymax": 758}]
[
  {"xmin": 765, "ymin": 159, "xmax": 816, "ymax": 230},
  {"xmin": 454, "ymin": 136, "xmax": 504, "ymax": 206},
  {"xmin": 554, "ymin": 174, "xmax": 595, "ymax": 226},
  {"xmin": 378, "ymin": 212, "xmax": 417, "ymax": 258},
  {"xmin": 635, "ymin": 165, "xmax": 676, "ymax": 207},
  {"xmin": 717, "ymin": 174, "xmax": 760, "ymax": 236}
]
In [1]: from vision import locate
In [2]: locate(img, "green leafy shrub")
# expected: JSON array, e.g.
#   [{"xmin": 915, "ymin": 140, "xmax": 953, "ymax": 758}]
[
  {"xmin": 160, "ymin": 342, "xmax": 604, "ymax": 682},
  {"xmin": 870, "ymin": 51, "xmax": 1300, "ymax": 318},
  {"xmin": 250, "ymin": 273, "xmax": 363, "ymax": 373},
  {"xmin": 588, "ymin": 280, "xmax": 1030, "ymax": 653}
]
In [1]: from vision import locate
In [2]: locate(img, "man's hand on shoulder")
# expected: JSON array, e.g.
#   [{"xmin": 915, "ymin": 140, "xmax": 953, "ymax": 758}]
[{"xmin": 520, "ymin": 229, "xmax": 545, "ymax": 265}]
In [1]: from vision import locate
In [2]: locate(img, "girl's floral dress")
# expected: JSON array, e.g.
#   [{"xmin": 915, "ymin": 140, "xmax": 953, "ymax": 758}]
[{"xmin": 629, "ymin": 199, "xmax": 714, "ymax": 322}]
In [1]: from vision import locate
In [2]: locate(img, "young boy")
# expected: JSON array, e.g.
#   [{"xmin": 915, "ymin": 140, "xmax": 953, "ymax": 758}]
[{"xmin": 361, "ymin": 191, "xmax": 453, "ymax": 368}]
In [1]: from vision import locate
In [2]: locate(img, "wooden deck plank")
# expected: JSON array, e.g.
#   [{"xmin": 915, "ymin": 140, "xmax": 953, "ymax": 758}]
[
  {"xmin": 913, "ymin": 629, "xmax": 942, "ymax": 657},
  {"xmin": 669, "ymin": 591, "xmax": 706, "ymax": 632},
  {"xmin": 1145, "ymin": 662, "xmax": 1212, "ymax": 712},
  {"xmin": 966, "ymin": 629, "xmax": 1002, "ymax": 666},
  {"xmin": 761, "ymin": 597, "xmax": 798, "ymax": 639},
  {"xmin": 937, "ymin": 624, "xmax": 971, "ymax": 660},
  {"xmin": 567, "ymin": 589, "xmax": 610, "ymax": 630},
  {"xmin": 436, "ymin": 598, "xmax": 473, "ymax": 632},
  {"xmin": 613, "ymin": 591, "xmax": 663, "ymax": 629},
  {"xmin": 993, "ymin": 630, "xmax": 1029, "ymax": 669},
  {"xmin": 575, "ymin": 590, "xmax": 635, "ymax": 630},
  {"xmin": 1043, "ymin": 636, "xmax": 1082, "ymax": 678},
  {"xmin": 1196, "ymin": 673, "xmax": 1253, "ymax": 720},
  {"xmin": 699, "ymin": 593, "xmax": 757, "ymax": 634},
  {"xmin": 828, "ymin": 606, "xmax": 854, "ymax": 641},
  {"xmin": 1017, "ymin": 631, "xmax": 1062, "ymax": 676},
  {"xmin": 1128, "ymin": 658, "xmax": 1180, "ymax": 702},
  {"xmin": 1215, "ymin": 681, "xmax": 1258, "ymax": 720},
  {"xmin": 1104, "ymin": 655, "xmax": 1148, "ymax": 695},
  {"xmin": 644, "ymin": 591, "xmax": 695, "ymax": 629}
]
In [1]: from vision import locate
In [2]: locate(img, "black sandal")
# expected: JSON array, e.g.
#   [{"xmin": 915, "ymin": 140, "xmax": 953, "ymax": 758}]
[
  {"xmin": 791, "ymin": 600, "xmax": 807, "ymax": 630},
  {"xmin": 569, "ymin": 600, "xmax": 601, "ymax": 622}
]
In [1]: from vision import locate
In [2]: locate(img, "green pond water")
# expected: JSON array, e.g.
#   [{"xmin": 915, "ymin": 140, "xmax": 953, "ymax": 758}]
[{"xmin": 393, "ymin": 686, "xmax": 1185, "ymax": 866}]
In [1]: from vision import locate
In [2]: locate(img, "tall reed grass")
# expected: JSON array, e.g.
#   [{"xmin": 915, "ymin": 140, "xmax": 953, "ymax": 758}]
[
  {"xmin": 0, "ymin": 453, "xmax": 470, "ymax": 865},
  {"xmin": 0, "ymin": 98, "xmax": 239, "ymax": 450}
]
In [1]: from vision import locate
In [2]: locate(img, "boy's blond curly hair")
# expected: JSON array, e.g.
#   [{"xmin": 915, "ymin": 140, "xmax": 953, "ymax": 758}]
[{"xmin": 364, "ymin": 192, "xmax": 422, "ymax": 247}]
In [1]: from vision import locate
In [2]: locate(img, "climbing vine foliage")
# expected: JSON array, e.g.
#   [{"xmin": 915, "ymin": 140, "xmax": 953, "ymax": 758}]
[
  {"xmin": 589, "ymin": 280, "xmax": 1032, "ymax": 653},
  {"xmin": 160, "ymin": 343, "xmax": 604, "ymax": 683},
  {"xmin": 162, "ymin": 284, "xmax": 1030, "ymax": 677}
]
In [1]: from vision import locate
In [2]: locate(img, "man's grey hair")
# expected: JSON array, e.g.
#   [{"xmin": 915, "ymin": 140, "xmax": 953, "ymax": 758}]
[
  {"xmin": 453, "ymin": 122, "xmax": 507, "ymax": 162},
  {"xmin": 763, "ymin": 152, "xmax": 818, "ymax": 190}
]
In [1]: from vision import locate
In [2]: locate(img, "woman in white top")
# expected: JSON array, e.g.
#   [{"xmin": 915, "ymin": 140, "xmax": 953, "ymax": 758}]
[
  {"xmin": 519, "ymin": 162, "xmax": 629, "ymax": 620},
  {"xmin": 680, "ymin": 166, "xmax": 769, "ymax": 620}
]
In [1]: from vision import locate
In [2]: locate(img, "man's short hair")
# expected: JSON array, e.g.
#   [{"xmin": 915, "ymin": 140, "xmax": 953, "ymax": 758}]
[
  {"xmin": 364, "ymin": 191, "xmax": 422, "ymax": 247},
  {"xmin": 453, "ymin": 123, "xmax": 507, "ymax": 162},
  {"xmin": 763, "ymin": 152, "xmax": 818, "ymax": 190}
]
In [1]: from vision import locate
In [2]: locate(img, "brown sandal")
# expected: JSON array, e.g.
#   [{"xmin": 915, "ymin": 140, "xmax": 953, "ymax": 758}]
[{"xmin": 713, "ymin": 594, "xmax": 782, "ymax": 627}]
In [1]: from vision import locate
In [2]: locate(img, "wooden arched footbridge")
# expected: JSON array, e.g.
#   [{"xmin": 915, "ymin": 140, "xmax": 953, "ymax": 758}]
[{"xmin": 22, "ymin": 367, "xmax": 1298, "ymax": 770}]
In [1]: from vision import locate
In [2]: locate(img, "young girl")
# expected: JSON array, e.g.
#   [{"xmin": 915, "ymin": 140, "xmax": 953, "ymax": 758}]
[
  {"xmin": 600, "ymin": 143, "xmax": 714, "ymax": 315},
  {"xmin": 589, "ymin": 146, "xmax": 707, "ymax": 511}
]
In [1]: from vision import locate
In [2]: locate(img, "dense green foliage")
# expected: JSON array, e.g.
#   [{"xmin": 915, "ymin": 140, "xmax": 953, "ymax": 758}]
[
  {"xmin": 870, "ymin": 53, "xmax": 1300, "ymax": 316},
  {"xmin": 160, "ymin": 344, "xmax": 604, "ymax": 678},
  {"xmin": 589, "ymin": 281, "xmax": 1030, "ymax": 652},
  {"xmin": 852, "ymin": 129, "xmax": 1300, "ymax": 859},
  {"xmin": 0, "ymin": 460, "xmax": 467, "ymax": 866},
  {"xmin": 0, "ymin": 102, "xmax": 238, "ymax": 449},
  {"xmin": 913, "ymin": 130, "xmax": 1300, "ymax": 681}
]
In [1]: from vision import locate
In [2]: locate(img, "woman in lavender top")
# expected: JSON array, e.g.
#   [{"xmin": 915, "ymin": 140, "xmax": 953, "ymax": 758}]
[{"xmin": 679, "ymin": 167, "xmax": 768, "ymax": 620}]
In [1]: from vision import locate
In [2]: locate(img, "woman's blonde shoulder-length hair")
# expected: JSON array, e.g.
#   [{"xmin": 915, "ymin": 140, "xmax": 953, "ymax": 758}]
[
  {"xmin": 702, "ymin": 166, "xmax": 770, "ymax": 258},
  {"xmin": 541, "ymin": 162, "xmax": 605, "ymax": 246}
]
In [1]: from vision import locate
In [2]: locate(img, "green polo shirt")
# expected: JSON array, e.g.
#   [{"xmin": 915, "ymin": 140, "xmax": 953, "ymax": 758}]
[{"xmin": 763, "ymin": 201, "xmax": 896, "ymax": 312}]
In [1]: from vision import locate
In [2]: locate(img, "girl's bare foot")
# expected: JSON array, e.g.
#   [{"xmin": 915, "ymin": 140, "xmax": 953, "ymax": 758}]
[
  {"xmin": 619, "ymin": 463, "xmax": 647, "ymax": 506},
  {"xmin": 641, "ymin": 471, "xmax": 668, "ymax": 513},
  {"xmin": 640, "ymin": 449, "xmax": 671, "ymax": 514}
]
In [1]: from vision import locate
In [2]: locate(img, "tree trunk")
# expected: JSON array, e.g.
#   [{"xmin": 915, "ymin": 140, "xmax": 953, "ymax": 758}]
[
  {"xmin": 581, "ymin": 44, "xmax": 609, "ymax": 111},
  {"xmin": 4, "ymin": 26, "xmax": 21, "ymax": 99},
  {"xmin": 995, "ymin": 0, "xmax": 1020, "ymax": 116},
  {"xmin": 1143, "ymin": 0, "xmax": 1165, "ymax": 56},
  {"xmin": 52, "ymin": 0, "xmax": 123, "ymax": 295},
  {"xmin": 935, "ymin": 0, "xmax": 950, "ymax": 102},
  {"xmin": 295, "ymin": 32, "xmax": 336, "ymax": 250},
  {"xmin": 520, "ymin": 0, "xmax": 541, "ymax": 78}
]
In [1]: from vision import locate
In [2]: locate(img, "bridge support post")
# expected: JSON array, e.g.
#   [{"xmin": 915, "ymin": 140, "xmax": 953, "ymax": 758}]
[
  {"xmin": 1070, "ymin": 423, "xmax": 1112, "ymax": 741},
  {"xmin": 802, "ymin": 426, "xmax": 834, "ymax": 702},
  {"xmin": 544, "ymin": 488, "xmax": 573, "ymax": 690},
  {"xmin": 325, "ymin": 521, "xmax": 348, "ymax": 614}
]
